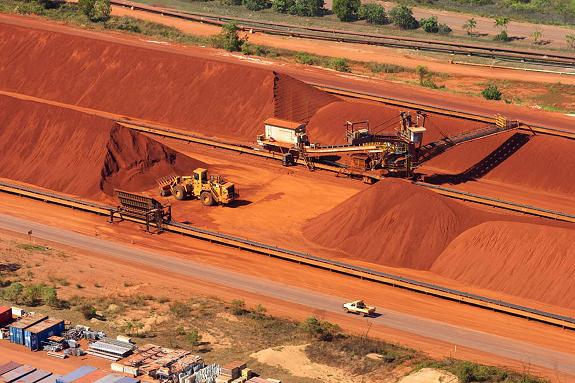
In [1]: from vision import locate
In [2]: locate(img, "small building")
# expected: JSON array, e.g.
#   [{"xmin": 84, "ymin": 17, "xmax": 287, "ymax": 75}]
[
  {"xmin": 262, "ymin": 118, "xmax": 308, "ymax": 146},
  {"xmin": 0, "ymin": 307, "xmax": 13, "ymax": 327},
  {"xmin": 23, "ymin": 318, "xmax": 65, "ymax": 351},
  {"xmin": 9, "ymin": 315, "xmax": 48, "ymax": 345}
]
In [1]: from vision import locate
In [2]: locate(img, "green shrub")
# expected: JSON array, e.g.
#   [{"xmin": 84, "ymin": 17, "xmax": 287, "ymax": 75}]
[
  {"xmin": 494, "ymin": 30, "xmax": 510, "ymax": 41},
  {"xmin": 14, "ymin": 2, "xmax": 46, "ymax": 15},
  {"xmin": 170, "ymin": 301, "xmax": 192, "ymax": 317},
  {"xmin": 187, "ymin": 329, "xmax": 202, "ymax": 346},
  {"xmin": 389, "ymin": 5, "xmax": 418, "ymax": 29},
  {"xmin": 332, "ymin": 0, "xmax": 360, "ymax": 21},
  {"xmin": 366, "ymin": 62, "xmax": 405, "ymax": 73},
  {"xmin": 420, "ymin": 16, "xmax": 451, "ymax": 34},
  {"xmin": 300, "ymin": 316, "xmax": 341, "ymax": 341},
  {"xmin": 289, "ymin": 0, "xmax": 325, "ymax": 16},
  {"xmin": 482, "ymin": 83, "xmax": 502, "ymax": 100},
  {"xmin": 295, "ymin": 52, "xmax": 320, "ymax": 65},
  {"xmin": 272, "ymin": 0, "xmax": 292, "ymax": 12},
  {"xmin": 211, "ymin": 22, "xmax": 245, "ymax": 51},
  {"xmin": 104, "ymin": 16, "xmax": 142, "ymax": 32},
  {"xmin": 243, "ymin": 0, "xmax": 271, "ymax": 11},
  {"xmin": 230, "ymin": 299, "xmax": 248, "ymax": 315},
  {"xmin": 79, "ymin": 0, "xmax": 110, "ymax": 22},
  {"xmin": 79, "ymin": 304, "xmax": 98, "ymax": 320},
  {"xmin": 358, "ymin": 3, "xmax": 387, "ymax": 24},
  {"xmin": 330, "ymin": 57, "xmax": 351, "ymax": 72}
]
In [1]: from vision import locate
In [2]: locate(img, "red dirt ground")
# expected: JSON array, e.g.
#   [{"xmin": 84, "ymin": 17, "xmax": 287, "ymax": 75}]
[{"xmin": 0, "ymin": 95, "xmax": 202, "ymax": 200}]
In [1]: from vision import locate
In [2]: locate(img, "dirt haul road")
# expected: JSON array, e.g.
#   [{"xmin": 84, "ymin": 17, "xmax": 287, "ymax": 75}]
[
  {"xmin": 0, "ymin": 214, "xmax": 574, "ymax": 376},
  {"xmin": 1, "ymin": 14, "xmax": 574, "ymax": 135}
]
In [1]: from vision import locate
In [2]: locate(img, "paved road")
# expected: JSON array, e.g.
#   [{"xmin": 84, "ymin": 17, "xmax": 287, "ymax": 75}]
[{"xmin": 0, "ymin": 213, "xmax": 573, "ymax": 374}]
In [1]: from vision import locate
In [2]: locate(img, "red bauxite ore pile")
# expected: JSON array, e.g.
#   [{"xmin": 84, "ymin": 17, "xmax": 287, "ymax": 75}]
[
  {"xmin": 0, "ymin": 96, "xmax": 203, "ymax": 200},
  {"xmin": 303, "ymin": 179, "xmax": 575, "ymax": 309},
  {"xmin": 0, "ymin": 23, "xmax": 335, "ymax": 142}
]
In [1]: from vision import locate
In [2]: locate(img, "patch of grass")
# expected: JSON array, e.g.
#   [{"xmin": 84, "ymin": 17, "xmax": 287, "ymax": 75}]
[
  {"xmin": 306, "ymin": 335, "xmax": 417, "ymax": 374},
  {"xmin": 366, "ymin": 62, "xmax": 407, "ymax": 74},
  {"xmin": 413, "ymin": 358, "xmax": 546, "ymax": 383},
  {"xmin": 16, "ymin": 244, "xmax": 49, "ymax": 252},
  {"xmin": 295, "ymin": 52, "xmax": 321, "ymax": 65}
]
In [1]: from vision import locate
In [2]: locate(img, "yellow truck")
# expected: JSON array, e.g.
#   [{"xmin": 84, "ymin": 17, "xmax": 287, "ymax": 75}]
[
  {"xmin": 343, "ymin": 300, "xmax": 376, "ymax": 317},
  {"xmin": 157, "ymin": 168, "xmax": 238, "ymax": 206}
]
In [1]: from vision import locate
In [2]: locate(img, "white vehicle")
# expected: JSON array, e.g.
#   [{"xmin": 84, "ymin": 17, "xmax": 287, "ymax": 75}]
[{"xmin": 343, "ymin": 300, "xmax": 375, "ymax": 316}]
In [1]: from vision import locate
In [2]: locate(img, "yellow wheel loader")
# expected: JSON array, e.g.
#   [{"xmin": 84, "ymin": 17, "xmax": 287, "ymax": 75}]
[{"xmin": 157, "ymin": 168, "xmax": 238, "ymax": 206}]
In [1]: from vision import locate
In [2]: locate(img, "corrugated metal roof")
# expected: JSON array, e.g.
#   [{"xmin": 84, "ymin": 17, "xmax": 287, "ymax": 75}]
[
  {"xmin": 0, "ymin": 307, "xmax": 11, "ymax": 314},
  {"xmin": 0, "ymin": 363, "xmax": 22, "ymax": 376},
  {"xmin": 113, "ymin": 377, "xmax": 138, "ymax": 383},
  {"xmin": 25, "ymin": 318, "xmax": 64, "ymax": 334},
  {"xmin": 35, "ymin": 375, "xmax": 60, "ymax": 383},
  {"xmin": 69, "ymin": 371, "xmax": 108, "ymax": 383},
  {"xmin": 56, "ymin": 367, "xmax": 97, "ymax": 383},
  {"xmin": 14, "ymin": 370, "xmax": 50, "ymax": 383},
  {"xmin": 1, "ymin": 365, "xmax": 35, "ymax": 383},
  {"xmin": 9, "ymin": 315, "xmax": 48, "ymax": 329},
  {"xmin": 93, "ymin": 375, "xmax": 124, "ymax": 383},
  {"xmin": 264, "ymin": 117, "xmax": 305, "ymax": 130}
]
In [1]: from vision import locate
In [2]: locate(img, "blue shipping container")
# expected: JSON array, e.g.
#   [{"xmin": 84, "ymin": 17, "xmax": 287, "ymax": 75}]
[
  {"xmin": 56, "ymin": 367, "xmax": 97, "ymax": 383},
  {"xmin": 23, "ymin": 319, "xmax": 65, "ymax": 351},
  {"xmin": 8, "ymin": 315, "xmax": 48, "ymax": 345}
]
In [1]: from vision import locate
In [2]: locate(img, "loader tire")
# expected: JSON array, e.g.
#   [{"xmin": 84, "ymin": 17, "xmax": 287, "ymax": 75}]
[
  {"xmin": 200, "ymin": 191, "xmax": 215, "ymax": 206},
  {"xmin": 173, "ymin": 185, "xmax": 186, "ymax": 201},
  {"xmin": 159, "ymin": 188, "xmax": 170, "ymax": 197}
]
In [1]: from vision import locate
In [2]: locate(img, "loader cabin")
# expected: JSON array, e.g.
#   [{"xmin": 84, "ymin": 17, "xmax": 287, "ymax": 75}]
[{"xmin": 258, "ymin": 118, "xmax": 309, "ymax": 148}]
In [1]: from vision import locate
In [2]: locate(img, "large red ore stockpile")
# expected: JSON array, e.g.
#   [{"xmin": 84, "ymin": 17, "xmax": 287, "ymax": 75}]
[
  {"xmin": 304, "ymin": 179, "xmax": 575, "ymax": 308},
  {"xmin": 0, "ymin": 96, "xmax": 203, "ymax": 200},
  {"xmin": 0, "ymin": 23, "xmax": 335, "ymax": 142}
]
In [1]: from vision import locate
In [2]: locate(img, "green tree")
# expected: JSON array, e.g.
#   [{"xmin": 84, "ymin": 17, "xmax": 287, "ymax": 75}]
[
  {"xmin": 211, "ymin": 23, "xmax": 246, "ymax": 52},
  {"xmin": 415, "ymin": 65, "xmax": 430, "ymax": 85},
  {"xmin": 420, "ymin": 16, "xmax": 451, "ymax": 34},
  {"xmin": 358, "ymin": 3, "xmax": 387, "ymax": 24},
  {"xmin": 530, "ymin": 28, "xmax": 543, "ymax": 45},
  {"xmin": 187, "ymin": 329, "xmax": 202, "ymax": 346},
  {"xmin": 332, "ymin": 0, "xmax": 360, "ymax": 21},
  {"xmin": 463, "ymin": 17, "xmax": 477, "ymax": 35},
  {"xmin": 554, "ymin": 0, "xmax": 575, "ymax": 23},
  {"xmin": 289, "ymin": 0, "xmax": 325, "ymax": 16},
  {"xmin": 272, "ymin": 0, "xmax": 292, "ymax": 12},
  {"xmin": 482, "ymin": 83, "xmax": 502, "ymax": 100},
  {"xmin": 41, "ymin": 286, "xmax": 59, "ymax": 307},
  {"xmin": 493, "ymin": 16, "xmax": 510, "ymax": 40},
  {"xmin": 253, "ymin": 304, "xmax": 267, "ymax": 319},
  {"xmin": 79, "ymin": 0, "xmax": 111, "ymax": 22},
  {"xmin": 2, "ymin": 282, "xmax": 23, "ymax": 303},
  {"xmin": 494, "ymin": 16, "xmax": 510, "ymax": 31},
  {"xmin": 20, "ymin": 284, "xmax": 42, "ymax": 306},
  {"xmin": 389, "ymin": 5, "xmax": 418, "ymax": 29},
  {"xmin": 244, "ymin": 0, "xmax": 271, "ymax": 11}
]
